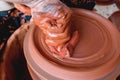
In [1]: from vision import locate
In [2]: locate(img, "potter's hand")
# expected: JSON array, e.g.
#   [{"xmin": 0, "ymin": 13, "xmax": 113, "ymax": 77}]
[
  {"xmin": 31, "ymin": 1, "xmax": 74, "ymax": 58},
  {"xmin": 48, "ymin": 31, "xmax": 79, "ymax": 58},
  {"xmin": 31, "ymin": 0, "xmax": 72, "ymax": 26},
  {"xmin": 4, "ymin": 0, "xmax": 70, "ymax": 19},
  {"xmin": 26, "ymin": 0, "xmax": 76, "ymax": 58},
  {"xmin": 32, "ymin": 2, "xmax": 72, "ymax": 35},
  {"xmin": 4, "ymin": 0, "xmax": 71, "ymax": 30},
  {"xmin": 3, "ymin": 0, "xmax": 71, "ymax": 30}
]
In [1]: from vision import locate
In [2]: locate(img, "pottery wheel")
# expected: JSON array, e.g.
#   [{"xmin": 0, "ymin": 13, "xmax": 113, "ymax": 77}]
[{"xmin": 24, "ymin": 9, "xmax": 120, "ymax": 80}]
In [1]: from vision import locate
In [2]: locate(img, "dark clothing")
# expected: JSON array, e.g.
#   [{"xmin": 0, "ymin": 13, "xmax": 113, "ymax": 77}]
[
  {"xmin": 25, "ymin": 16, "xmax": 31, "ymax": 22},
  {"xmin": 60, "ymin": 0, "xmax": 96, "ymax": 10},
  {"xmin": 0, "ymin": 17, "xmax": 10, "ymax": 57},
  {"xmin": 2, "ymin": 23, "xmax": 32, "ymax": 80},
  {"xmin": 6, "ymin": 17, "xmax": 21, "ymax": 30},
  {"xmin": 0, "ymin": 16, "xmax": 21, "ymax": 58}
]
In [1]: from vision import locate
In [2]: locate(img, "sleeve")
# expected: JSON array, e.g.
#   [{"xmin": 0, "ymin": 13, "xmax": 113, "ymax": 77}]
[
  {"xmin": 4, "ymin": 0, "xmax": 71, "ymax": 19},
  {"xmin": 60, "ymin": 0, "xmax": 96, "ymax": 10}
]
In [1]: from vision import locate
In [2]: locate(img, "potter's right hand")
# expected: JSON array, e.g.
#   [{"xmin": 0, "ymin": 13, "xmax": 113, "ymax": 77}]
[
  {"xmin": 3, "ymin": 0, "xmax": 71, "ymax": 23},
  {"xmin": 31, "ymin": 0, "xmax": 71, "ymax": 22}
]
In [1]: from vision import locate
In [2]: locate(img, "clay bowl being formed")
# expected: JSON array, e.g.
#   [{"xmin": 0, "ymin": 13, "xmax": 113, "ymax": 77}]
[{"xmin": 24, "ymin": 8, "xmax": 120, "ymax": 80}]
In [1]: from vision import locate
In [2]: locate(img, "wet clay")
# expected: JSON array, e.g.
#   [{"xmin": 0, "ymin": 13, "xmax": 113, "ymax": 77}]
[
  {"xmin": 32, "ymin": 3, "xmax": 79, "ymax": 58},
  {"xmin": 24, "ymin": 8, "xmax": 120, "ymax": 80},
  {"xmin": 96, "ymin": 0, "xmax": 115, "ymax": 5},
  {"xmin": 109, "ymin": 10, "xmax": 120, "ymax": 31}
]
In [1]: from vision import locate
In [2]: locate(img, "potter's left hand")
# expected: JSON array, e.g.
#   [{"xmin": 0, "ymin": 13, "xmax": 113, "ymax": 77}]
[{"xmin": 31, "ymin": 0, "xmax": 71, "ymax": 23}]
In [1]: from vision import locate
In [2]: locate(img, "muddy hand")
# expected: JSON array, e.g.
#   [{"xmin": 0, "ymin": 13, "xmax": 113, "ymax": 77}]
[{"xmin": 49, "ymin": 31, "xmax": 79, "ymax": 58}]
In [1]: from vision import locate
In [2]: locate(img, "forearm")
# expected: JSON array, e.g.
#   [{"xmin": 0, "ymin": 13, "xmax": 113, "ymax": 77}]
[
  {"xmin": 3, "ymin": 0, "xmax": 60, "ymax": 7},
  {"xmin": 3, "ymin": 0, "xmax": 66, "ymax": 17},
  {"xmin": 2, "ymin": 0, "xmax": 32, "ymax": 4}
]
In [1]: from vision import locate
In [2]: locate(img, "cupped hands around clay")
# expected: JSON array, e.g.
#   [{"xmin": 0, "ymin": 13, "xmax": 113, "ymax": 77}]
[
  {"xmin": 4, "ymin": 0, "xmax": 72, "ymax": 32},
  {"xmin": 4, "ymin": 0, "xmax": 79, "ymax": 58},
  {"xmin": 32, "ymin": 1, "xmax": 74, "ymax": 58},
  {"xmin": 32, "ymin": 3, "xmax": 72, "ymax": 32}
]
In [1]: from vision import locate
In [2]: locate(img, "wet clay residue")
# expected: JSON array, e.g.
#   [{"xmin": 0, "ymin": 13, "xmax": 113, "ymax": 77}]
[{"xmin": 32, "ymin": 2, "xmax": 79, "ymax": 58}]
